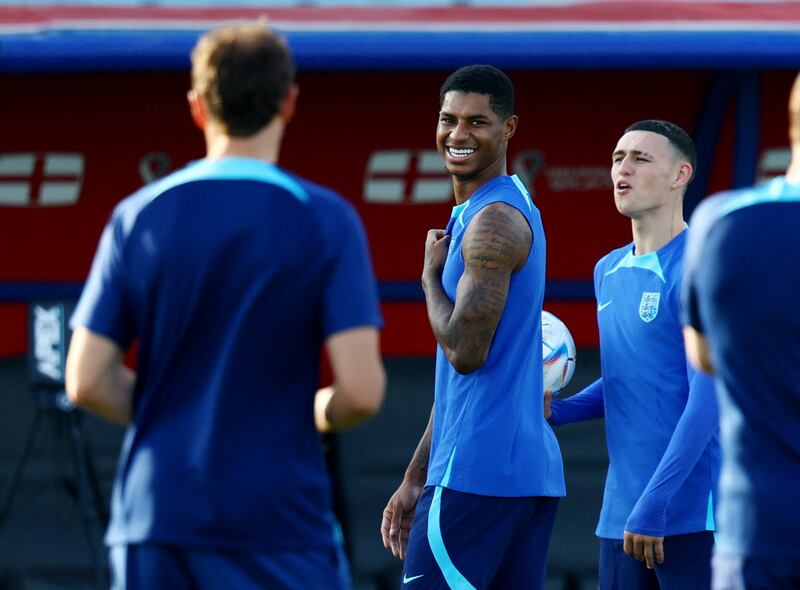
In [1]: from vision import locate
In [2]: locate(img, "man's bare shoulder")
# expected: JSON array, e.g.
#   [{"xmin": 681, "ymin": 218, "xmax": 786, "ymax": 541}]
[{"xmin": 462, "ymin": 201, "xmax": 532, "ymax": 272}]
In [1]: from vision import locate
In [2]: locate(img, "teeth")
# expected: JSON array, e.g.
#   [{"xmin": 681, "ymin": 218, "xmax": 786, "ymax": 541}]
[{"xmin": 449, "ymin": 147, "xmax": 475, "ymax": 157}]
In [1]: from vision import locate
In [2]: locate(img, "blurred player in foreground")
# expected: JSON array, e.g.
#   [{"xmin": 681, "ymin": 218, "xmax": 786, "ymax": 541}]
[
  {"xmin": 546, "ymin": 120, "xmax": 720, "ymax": 589},
  {"xmin": 65, "ymin": 22, "xmax": 385, "ymax": 590},
  {"xmin": 381, "ymin": 65, "xmax": 564, "ymax": 589},
  {"xmin": 683, "ymin": 74, "xmax": 800, "ymax": 590}
]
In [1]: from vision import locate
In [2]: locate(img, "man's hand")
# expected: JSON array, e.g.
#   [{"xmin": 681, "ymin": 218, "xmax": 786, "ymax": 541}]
[
  {"xmin": 380, "ymin": 480, "xmax": 424, "ymax": 560},
  {"xmin": 315, "ymin": 328, "xmax": 385, "ymax": 433},
  {"xmin": 543, "ymin": 389, "xmax": 553, "ymax": 420},
  {"xmin": 422, "ymin": 229, "xmax": 450, "ymax": 282},
  {"xmin": 623, "ymin": 530, "xmax": 664, "ymax": 569}
]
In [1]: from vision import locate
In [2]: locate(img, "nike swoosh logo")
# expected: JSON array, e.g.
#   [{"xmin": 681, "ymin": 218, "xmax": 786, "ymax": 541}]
[
  {"xmin": 403, "ymin": 574, "xmax": 425, "ymax": 583},
  {"xmin": 597, "ymin": 300, "xmax": 613, "ymax": 312}
]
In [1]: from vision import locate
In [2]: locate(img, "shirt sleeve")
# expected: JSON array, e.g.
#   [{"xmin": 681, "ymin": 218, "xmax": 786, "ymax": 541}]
[
  {"xmin": 681, "ymin": 228, "xmax": 704, "ymax": 333},
  {"xmin": 549, "ymin": 378, "xmax": 605, "ymax": 426},
  {"xmin": 70, "ymin": 207, "xmax": 134, "ymax": 348},
  {"xmin": 624, "ymin": 370, "xmax": 719, "ymax": 536},
  {"xmin": 682, "ymin": 196, "xmax": 724, "ymax": 332},
  {"xmin": 322, "ymin": 202, "xmax": 383, "ymax": 338}
]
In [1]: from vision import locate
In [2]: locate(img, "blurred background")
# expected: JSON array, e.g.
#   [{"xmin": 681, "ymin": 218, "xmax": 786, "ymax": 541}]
[{"xmin": 1, "ymin": 1, "xmax": 799, "ymax": 588}]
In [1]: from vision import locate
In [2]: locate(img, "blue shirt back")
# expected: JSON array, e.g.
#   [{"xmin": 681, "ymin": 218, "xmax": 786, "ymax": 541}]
[
  {"xmin": 71, "ymin": 157, "xmax": 382, "ymax": 552},
  {"xmin": 684, "ymin": 176, "xmax": 800, "ymax": 557},
  {"xmin": 594, "ymin": 231, "xmax": 719, "ymax": 538},
  {"xmin": 426, "ymin": 175, "xmax": 565, "ymax": 497}
]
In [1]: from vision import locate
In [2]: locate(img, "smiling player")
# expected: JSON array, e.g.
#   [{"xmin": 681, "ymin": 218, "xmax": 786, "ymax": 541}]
[{"xmin": 380, "ymin": 65, "xmax": 564, "ymax": 589}]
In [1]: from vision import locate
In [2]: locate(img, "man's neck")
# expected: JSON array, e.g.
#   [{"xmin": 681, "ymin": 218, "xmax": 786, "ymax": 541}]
[
  {"xmin": 204, "ymin": 120, "xmax": 283, "ymax": 163},
  {"xmin": 452, "ymin": 162, "xmax": 507, "ymax": 205},
  {"xmin": 785, "ymin": 146, "xmax": 800, "ymax": 182},
  {"xmin": 630, "ymin": 205, "xmax": 685, "ymax": 255}
]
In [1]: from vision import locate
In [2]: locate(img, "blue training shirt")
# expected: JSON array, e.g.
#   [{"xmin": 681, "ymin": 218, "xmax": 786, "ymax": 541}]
[
  {"xmin": 684, "ymin": 176, "xmax": 800, "ymax": 558},
  {"xmin": 592, "ymin": 231, "xmax": 719, "ymax": 539},
  {"xmin": 71, "ymin": 157, "xmax": 382, "ymax": 552},
  {"xmin": 426, "ymin": 174, "xmax": 565, "ymax": 498}
]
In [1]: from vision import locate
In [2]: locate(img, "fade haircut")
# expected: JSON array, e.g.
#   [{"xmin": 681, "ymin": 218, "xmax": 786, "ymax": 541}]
[
  {"xmin": 625, "ymin": 119, "xmax": 697, "ymax": 182},
  {"xmin": 191, "ymin": 22, "xmax": 295, "ymax": 137},
  {"xmin": 439, "ymin": 65, "xmax": 515, "ymax": 120}
]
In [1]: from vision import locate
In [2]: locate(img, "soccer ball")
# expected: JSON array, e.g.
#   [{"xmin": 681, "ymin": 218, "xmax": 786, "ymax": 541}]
[{"xmin": 542, "ymin": 311, "xmax": 576, "ymax": 393}]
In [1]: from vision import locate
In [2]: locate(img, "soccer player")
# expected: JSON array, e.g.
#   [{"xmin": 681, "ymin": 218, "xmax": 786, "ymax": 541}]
[
  {"xmin": 546, "ymin": 120, "xmax": 720, "ymax": 589},
  {"xmin": 380, "ymin": 65, "xmax": 565, "ymax": 589},
  {"xmin": 683, "ymin": 74, "xmax": 800, "ymax": 589},
  {"xmin": 65, "ymin": 23, "xmax": 385, "ymax": 590}
]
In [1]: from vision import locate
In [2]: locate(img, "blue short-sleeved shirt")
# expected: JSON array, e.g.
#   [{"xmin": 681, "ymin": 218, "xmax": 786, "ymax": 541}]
[
  {"xmin": 71, "ymin": 157, "xmax": 382, "ymax": 552},
  {"xmin": 594, "ymin": 231, "xmax": 719, "ymax": 539},
  {"xmin": 426, "ymin": 174, "xmax": 565, "ymax": 498},
  {"xmin": 683, "ymin": 176, "xmax": 800, "ymax": 558}
]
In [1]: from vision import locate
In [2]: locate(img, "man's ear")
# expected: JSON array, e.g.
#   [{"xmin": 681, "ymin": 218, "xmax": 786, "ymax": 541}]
[
  {"xmin": 280, "ymin": 84, "xmax": 300, "ymax": 125},
  {"xmin": 674, "ymin": 161, "xmax": 693, "ymax": 188},
  {"xmin": 187, "ymin": 89, "xmax": 207, "ymax": 130},
  {"xmin": 504, "ymin": 114, "xmax": 519, "ymax": 141}
]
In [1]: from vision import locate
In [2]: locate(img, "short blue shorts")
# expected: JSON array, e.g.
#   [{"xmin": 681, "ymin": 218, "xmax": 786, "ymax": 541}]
[
  {"xmin": 402, "ymin": 485, "xmax": 559, "ymax": 589},
  {"xmin": 599, "ymin": 531, "xmax": 714, "ymax": 590},
  {"xmin": 712, "ymin": 552, "xmax": 800, "ymax": 590},
  {"xmin": 109, "ymin": 541, "xmax": 350, "ymax": 590}
]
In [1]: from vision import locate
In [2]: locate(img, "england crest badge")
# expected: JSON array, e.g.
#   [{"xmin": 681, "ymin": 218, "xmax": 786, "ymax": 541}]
[{"xmin": 639, "ymin": 292, "xmax": 661, "ymax": 323}]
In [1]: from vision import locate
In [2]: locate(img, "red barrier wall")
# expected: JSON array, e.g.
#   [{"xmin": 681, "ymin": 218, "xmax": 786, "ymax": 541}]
[{"xmin": 1, "ymin": 70, "xmax": 795, "ymax": 356}]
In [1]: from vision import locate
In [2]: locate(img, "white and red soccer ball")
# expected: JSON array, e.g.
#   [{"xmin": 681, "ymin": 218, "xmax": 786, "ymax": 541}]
[{"xmin": 542, "ymin": 311, "xmax": 576, "ymax": 393}]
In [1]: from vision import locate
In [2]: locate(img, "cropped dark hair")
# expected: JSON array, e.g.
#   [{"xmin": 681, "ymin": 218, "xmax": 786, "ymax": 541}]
[
  {"xmin": 439, "ymin": 65, "xmax": 515, "ymax": 120},
  {"xmin": 191, "ymin": 22, "xmax": 295, "ymax": 137},
  {"xmin": 625, "ymin": 119, "xmax": 697, "ymax": 180}
]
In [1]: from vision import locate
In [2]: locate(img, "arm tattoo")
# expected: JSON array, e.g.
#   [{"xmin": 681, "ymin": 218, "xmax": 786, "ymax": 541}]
[
  {"xmin": 413, "ymin": 441, "xmax": 429, "ymax": 474},
  {"xmin": 405, "ymin": 407, "xmax": 434, "ymax": 482},
  {"xmin": 426, "ymin": 202, "xmax": 532, "ymax": 373}
]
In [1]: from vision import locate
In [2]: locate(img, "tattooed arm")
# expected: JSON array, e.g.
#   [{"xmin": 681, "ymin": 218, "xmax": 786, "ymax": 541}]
[{"xmin": 422, "ymin": 202, "xmax": 532, "ymax": 374}]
